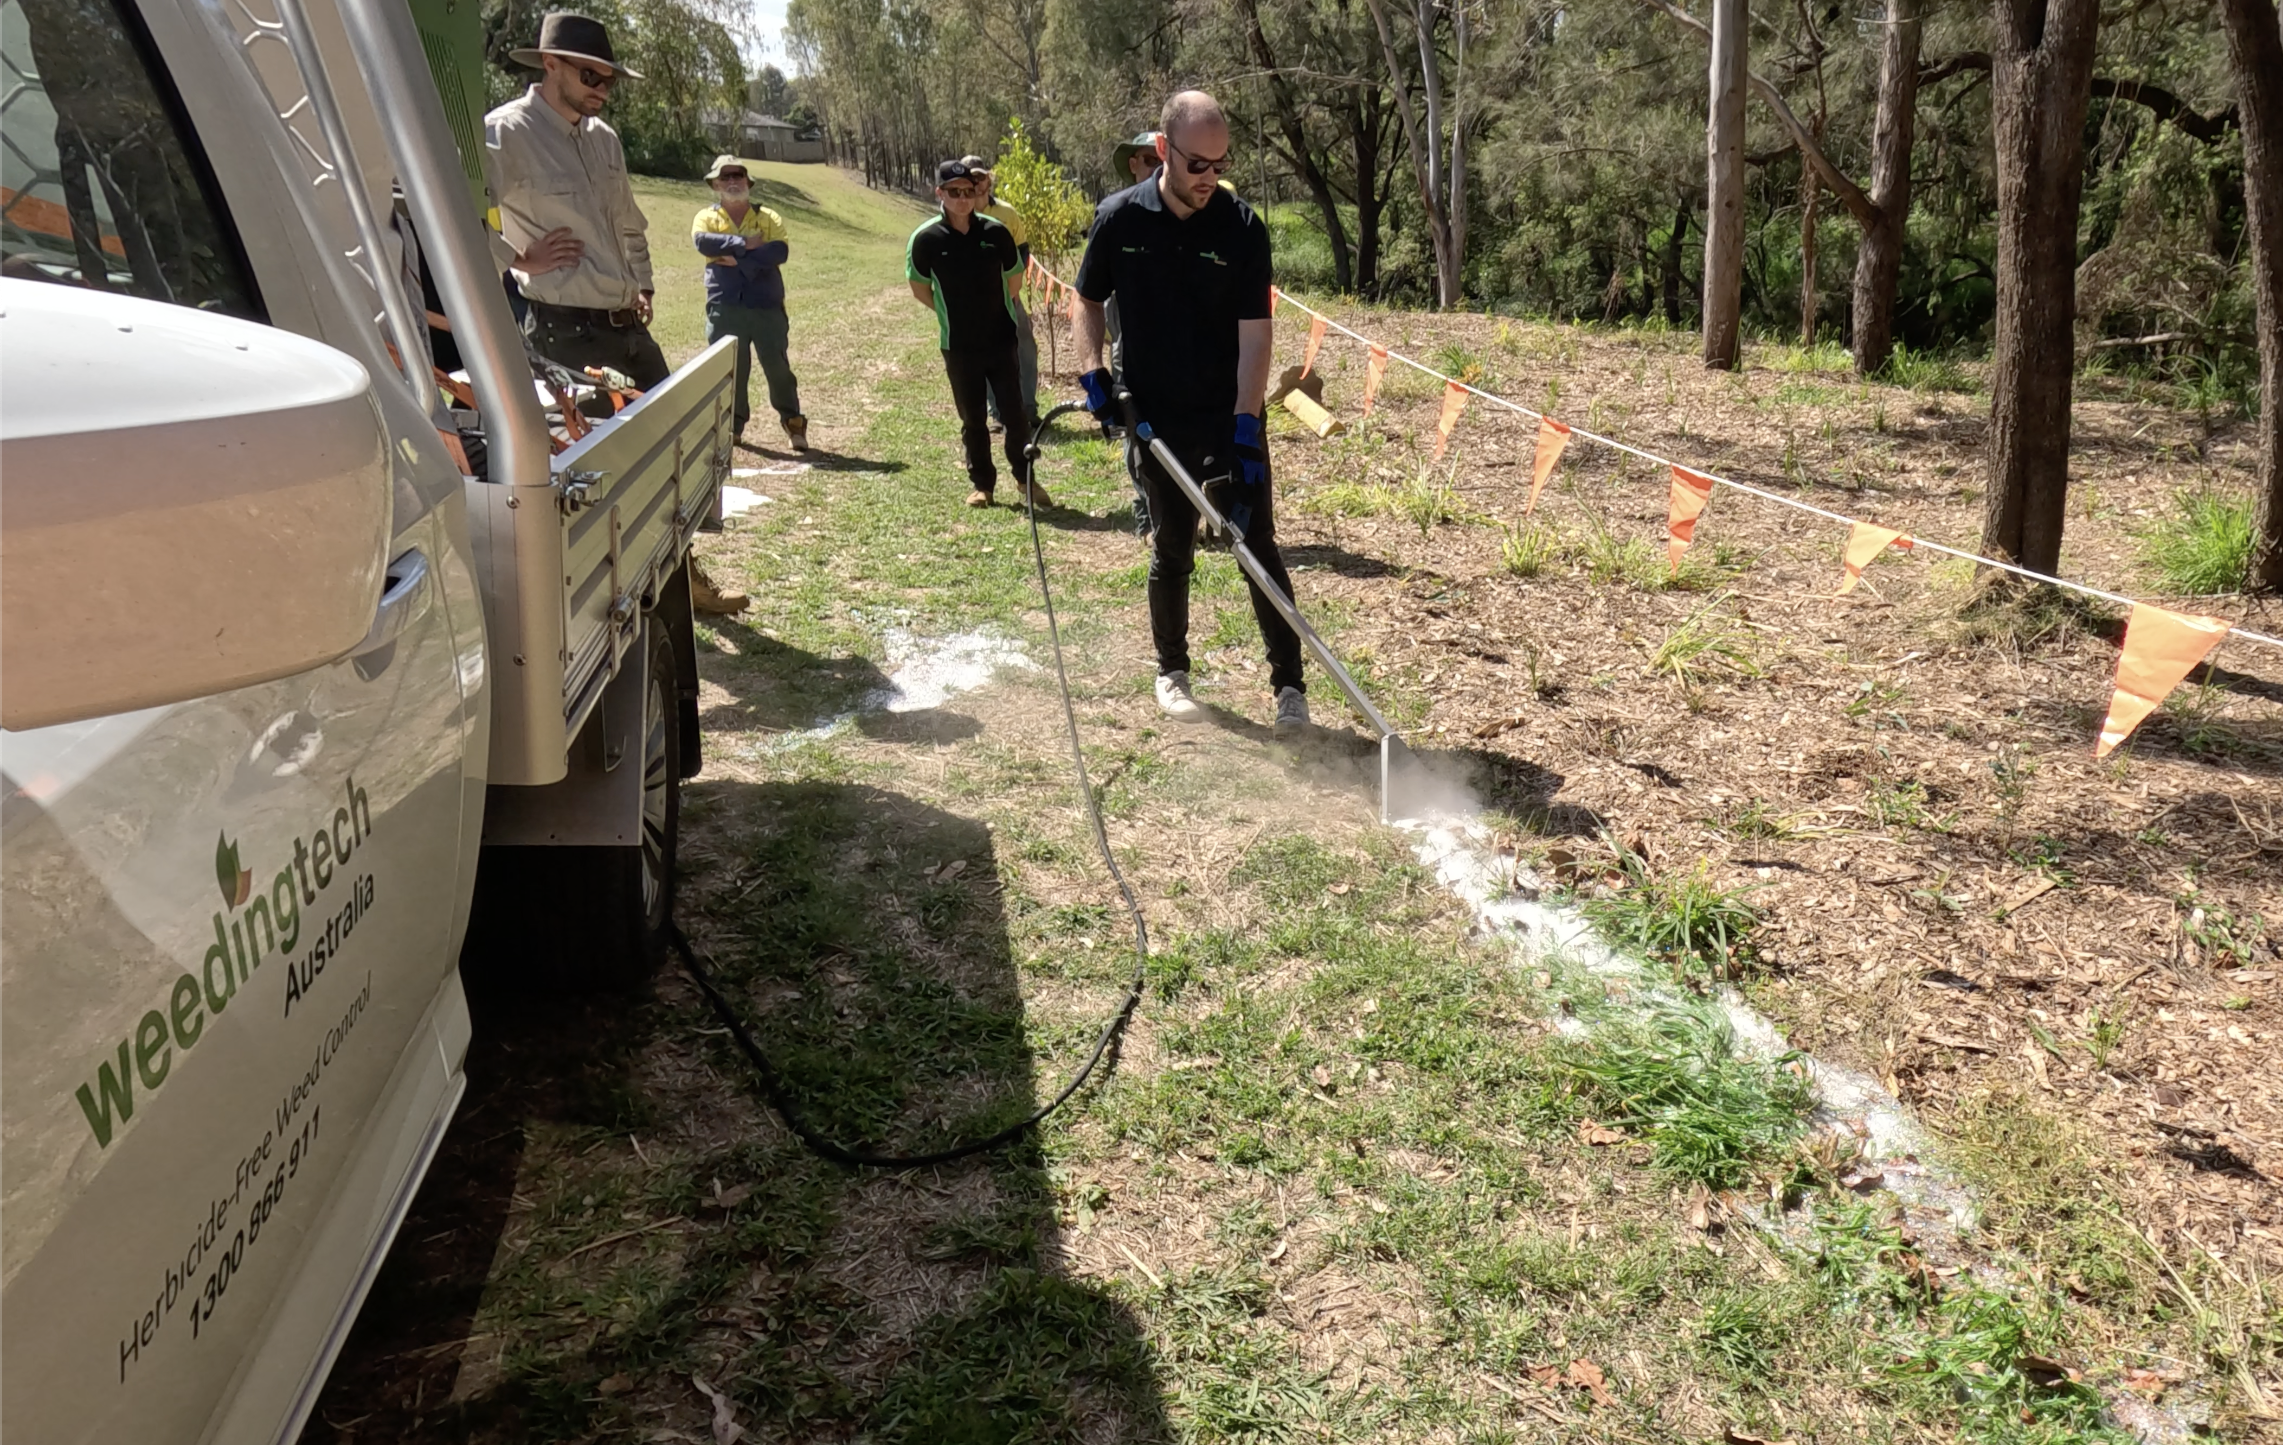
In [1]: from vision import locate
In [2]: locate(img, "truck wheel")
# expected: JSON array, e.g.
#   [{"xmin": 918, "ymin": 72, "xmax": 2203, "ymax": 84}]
[{"xmin": 463, "ymin": 622, "xmax": 680, "ymax": 992}]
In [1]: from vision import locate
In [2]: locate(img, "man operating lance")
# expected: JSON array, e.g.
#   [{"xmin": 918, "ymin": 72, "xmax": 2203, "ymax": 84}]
[{"xmin": 1071, "ymin": 91, "xmax": 1307, "ymax": 736}]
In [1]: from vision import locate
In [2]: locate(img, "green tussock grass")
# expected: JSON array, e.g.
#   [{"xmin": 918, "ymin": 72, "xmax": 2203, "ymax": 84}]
[
  {"xmin": 1581, "ymin": 849, "xmax": 1766, "ymax": 983},
  {"xmin": 2139, "ymin": 488, "xmax": 2255, "ymax": 595}
]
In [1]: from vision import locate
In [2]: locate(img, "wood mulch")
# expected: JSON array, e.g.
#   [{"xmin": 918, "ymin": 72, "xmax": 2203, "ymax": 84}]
[{"xmin": 1056, "ymin": 308, "xmax": 2283, "ymax": 1273}]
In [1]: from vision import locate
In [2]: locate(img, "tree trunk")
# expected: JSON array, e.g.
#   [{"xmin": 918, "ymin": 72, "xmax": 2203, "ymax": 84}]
[
  {"xmin": 1348, "ymin": 92, "xmax": 1387, "ymax": 293},
  {"xmin": 1364, "ymin": 0, "xmax": 1459, "ymax": 307},
  {"xmin": 2218, "ymin": 0, "xmax": 2283, "ymax": 592},
  {"xmin": 1448, "ymin": 2, "xmax": 1469, "ymax": 306},
  {"xmin": 1238, "ymin": 0, "xmax": 1354, "ymax": 290},
  {"xmin": 1851, "ymin": 0, "xmax": 1921, "ymax": 374},
  {"xmin": 1663, "ymin": 194, "xmax": 1690, "ymax": 325},
  {"xmin": 1702, "ymin": 0, "xmax": 1746, "ymax": 368},
  {"xmin": 1800, "ymin": 173, "xmax": 1819, "ymax": 344},
  {"xmin": 1981, "ymin": 0, "xmax": 2100, "ymax": 575}
]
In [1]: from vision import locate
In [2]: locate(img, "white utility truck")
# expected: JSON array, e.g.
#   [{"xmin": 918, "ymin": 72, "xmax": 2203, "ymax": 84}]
[{"xmin": 0, "ymin": 0, "xmax": 735, "ymax": 1435}]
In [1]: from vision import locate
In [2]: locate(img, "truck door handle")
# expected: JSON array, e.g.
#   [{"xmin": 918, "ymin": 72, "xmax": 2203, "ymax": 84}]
[{"xmin": 353, "ymin": 547, "xmax": 430, "ymax": 656}]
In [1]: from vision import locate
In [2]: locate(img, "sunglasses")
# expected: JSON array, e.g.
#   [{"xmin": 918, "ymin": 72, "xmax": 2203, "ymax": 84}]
[
  {"xmin": 1166, "ymin": 139, "xmax": 1232, "ymax": 176},
  {"xmin": 939, "ymin": 185, "xmax": 977, "ymax": 199},
  {"xmin": 576, "ymin": 65, "xmax": 618, "ymax": 89},
  {"xmin": 715, "ymin": 173, "xmax": 748, "ymax": 184}
]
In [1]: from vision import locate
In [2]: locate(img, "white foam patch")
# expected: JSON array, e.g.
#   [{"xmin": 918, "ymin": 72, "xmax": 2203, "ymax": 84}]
[
  {"xmin": 763, "ymin": 628, "xmax": 1034, "ymax": 750},
  {"xmin": 721, "ymin": 486, "xmax": 773, "ymax": 516},
  {"xmin": 1408, "ymin": 818, "xmax": 1975, "ymax": 1226},
  {"xmin": 1401, "ymin": 812, "xmax": 2209, "ymax": 1438},
  {"xmin": 874, "ymin": 628, "xmax": 1037, "ymax": 712}
]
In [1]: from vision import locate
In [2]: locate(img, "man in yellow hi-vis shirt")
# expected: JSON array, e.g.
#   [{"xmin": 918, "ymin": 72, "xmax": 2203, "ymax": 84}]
[{"xmin": 692, "ymin": 155, "xmax": 808, "ymax": 453}]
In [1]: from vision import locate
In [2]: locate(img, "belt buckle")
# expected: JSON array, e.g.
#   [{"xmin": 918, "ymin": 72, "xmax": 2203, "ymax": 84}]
[{"xmin": 607, "ymin": 308, "xmax": 635, "ymax": 328}]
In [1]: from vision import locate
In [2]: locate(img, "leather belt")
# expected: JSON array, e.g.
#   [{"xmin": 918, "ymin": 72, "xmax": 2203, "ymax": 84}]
[{"xmin": 532, "ymin": 300, "xmax": 640, "ymax": 329}]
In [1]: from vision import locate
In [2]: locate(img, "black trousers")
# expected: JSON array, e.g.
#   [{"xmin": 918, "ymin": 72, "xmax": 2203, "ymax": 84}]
[
  {"xmin": 524, "ymin": 303, "xmax": 671, "ymax": 390},
  {"xmin": 941, "ymin": 344, "xmax": 1032, "ymax": 493},
  {"xmin": 1133, "ymin": 428, "xmax": 1304, "ymax": 694}
]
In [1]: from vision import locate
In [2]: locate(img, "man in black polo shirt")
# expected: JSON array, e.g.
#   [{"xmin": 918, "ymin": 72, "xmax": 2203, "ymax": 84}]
[
  {"xmin": 1071, "ymin": 91, "xmax": 1306, "ymax": 734},
  {"xmin": 905, "ymin": 159, "xmax": 1045, "ymax": 508}
]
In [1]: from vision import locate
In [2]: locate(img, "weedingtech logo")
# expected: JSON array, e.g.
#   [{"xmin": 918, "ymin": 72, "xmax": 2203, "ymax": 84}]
[{"xmin": 71, "ymin": 779, "xmax": 378, "ymax": 1149}]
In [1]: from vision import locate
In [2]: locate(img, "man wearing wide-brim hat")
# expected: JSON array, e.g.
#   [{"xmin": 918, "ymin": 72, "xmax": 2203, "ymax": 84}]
[{"xmin": 482, "ymin": 12, "xmax": 668, "ymax": 393}]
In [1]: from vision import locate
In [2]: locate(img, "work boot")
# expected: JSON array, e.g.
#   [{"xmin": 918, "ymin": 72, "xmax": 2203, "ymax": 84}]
[
  {"xmin": 690, "ymin": 560, "xmax": 749, "ymax": 617},
  {"xmin": 784, "ymin": 414, "xmax": 809, "ymax": 452},
  {"xmin": 1273, "ymin": 686, "xmax": 1311, "ymax": 737},
  {"xmin": 966, "ymin": 488, "xmax": 992, "ymax": 508},
  {"xmin": 1019, "ymin": 477, "xmax": 1054, "ymax": 510},
  {"xmin": 1155, "ymin": 670, "xmax": 1203, "ymax": 723}
]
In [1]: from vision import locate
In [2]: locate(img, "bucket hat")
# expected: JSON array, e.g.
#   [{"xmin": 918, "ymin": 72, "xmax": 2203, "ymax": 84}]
[
  {"xmin": 510, "ymin": 12, "xmax": 643, "ymax": 79},
  {"xmin": 705, "ymin": 155, "xmax": 752, "ymax": 181},
  {"xmin": 1112, "ymin": 131, "xmax": 1160, "ymax": 173}
]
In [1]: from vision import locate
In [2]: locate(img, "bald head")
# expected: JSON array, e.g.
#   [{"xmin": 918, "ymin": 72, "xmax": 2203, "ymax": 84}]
[{"xmin": 1160, "ymin": 90, "xmax": 1226, "ymax": 146}]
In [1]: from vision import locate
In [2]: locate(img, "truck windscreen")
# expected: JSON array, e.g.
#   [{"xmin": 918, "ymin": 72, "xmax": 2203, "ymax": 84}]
[{"xmin": 0, "ymin": 0, "xmax": 262, "ymax": 318}]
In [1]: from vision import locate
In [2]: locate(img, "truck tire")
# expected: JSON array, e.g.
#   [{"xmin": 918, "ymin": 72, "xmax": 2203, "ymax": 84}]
[{"xmin": 462, "ymin": 622, "xmax": 681, "ymax": 993}]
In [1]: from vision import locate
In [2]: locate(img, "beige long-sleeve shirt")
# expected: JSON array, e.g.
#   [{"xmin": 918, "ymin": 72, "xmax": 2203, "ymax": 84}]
[{"xmin": 481, "ymin": 86, "xmax": 652, "ymax": 309}]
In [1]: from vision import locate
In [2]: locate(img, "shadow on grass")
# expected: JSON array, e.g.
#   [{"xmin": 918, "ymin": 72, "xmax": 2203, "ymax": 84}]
[
  {"xmin": 311, "ymin": 780, "xmax": 1171, "ymax": 1442},
  {"xmin": 696, "ymin": 619, "xmax": 890, "ymax": 735}
]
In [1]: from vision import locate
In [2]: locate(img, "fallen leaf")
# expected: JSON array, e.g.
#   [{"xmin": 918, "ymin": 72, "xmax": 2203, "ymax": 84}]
[
  {"xmin": 1264, "ymin": 1237, "xmax": 1288, "ymax": 1264},
  {"xmin": 2120, "ymin": 1366, "xmax": 2173, "ymax": 1398},
  {"xmin": 936, "ymin": 858, "xmax": 967, "ymax": 880},
  {"xmin": 1998, "ymin": 877, "xmax": 2056, "ymax": 916},
  {"xmin": 2020, "ymin": 1038, "xmax": 2051, "ymax": 1090},
  {"xmin": 1685, "ymin": 1182, "xmax": 1711, "ymax": 1231},
  {"xmin": 2017, "ymin": 1353, "xmax": 2079, "ymax": 1388},
  {"xmin": 1838, "ymin": 1165, "xmax": 1885, "ymax": 1193},
  {"xmin": 702, "ymin": 1179, "xmax": 755, "ymax": 1213},
  {"xmin": 691, "ymin": 1376, "xmax": 746, "ymax": 1445},
  {"xmin": 1311, "ymin": 1064, "xmax": 1334, "ymax": 1089},
  {"xmin": 1578, "ymin": 1120, "xmax": 1626, "ymax": 1146},
  {"xmin": 1329, "ymin": 882, "xmax": 1352, "ymax": 894},
  {"xmin": 1564, "ymin": 1358, "xmax": 1613, "ymax": 1407},
  {"xmin": 1548, "ymin": 847, "xmax": 1583, "ymax": 884},
  {"xmin": 1527, "ymin": 1363, "xmax": 1563, "ymax": 1386},
  {"xmin": 1725, "ymin": 1431, "xmax": 1790, "ymax": 1445},
  {"xmin": 597, "ymin": 1373, "xmax": 633, "ymax": 1395}
]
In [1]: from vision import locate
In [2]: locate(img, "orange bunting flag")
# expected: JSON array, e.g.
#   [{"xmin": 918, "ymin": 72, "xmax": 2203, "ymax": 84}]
[
  {"xmin": 1361, "ymin": 344, "xmax": 1390, "ymax": 416},
  {"xmin": 1524, "ymin": 417, "xmax": 1571, "ymax": 516},
  {"xmin": 2095, "ymin": 604, "xmax": 2228, "ymax": 757},
  {"xmin": 1834, "ymin": 522, "xmax": 1914, "ymax": 596},
  {"xmin": 1301, "ymin": 315, "xmax": 1328, "ymax": 378},
  {"xmin": 1666, "ymin": 465, "xmax": 1716, "ymax": 572},
  {"xmin": 1067, "ymin": 283, "xmax": 1081, "ymax": 325},
  {"xmin": 1270, "ymin": 286, "xmax": 1283, "ymax": 316},
  {"xmin": 1433, "ymin": 381, "xmax": 1470, "ymax": 460}
]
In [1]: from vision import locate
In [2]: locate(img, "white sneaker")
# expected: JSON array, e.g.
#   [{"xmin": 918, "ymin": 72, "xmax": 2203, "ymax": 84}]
[
  {"xmin": 1273, "ymin": 687, "xmax": 1311, "ymax": 737},
  {"xmin": 1155, "ymin": 670, "xmax": 1204, "ymax": 722}
]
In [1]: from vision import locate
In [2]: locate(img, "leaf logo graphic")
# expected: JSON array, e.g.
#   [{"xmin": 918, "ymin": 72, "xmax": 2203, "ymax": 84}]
[{"xmin": 214, "ymin": 831, "xmax": 252, "ymax": 908}]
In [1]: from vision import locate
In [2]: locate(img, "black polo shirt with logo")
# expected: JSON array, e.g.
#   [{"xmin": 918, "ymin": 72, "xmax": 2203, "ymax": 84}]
[
  {"xmin": 1074, "ymin": 178, "xmax": 1272, "ymax": 438},
  {"xmin": 905, "ymin": 211, "xmax": 1021, "ymax": 353}
]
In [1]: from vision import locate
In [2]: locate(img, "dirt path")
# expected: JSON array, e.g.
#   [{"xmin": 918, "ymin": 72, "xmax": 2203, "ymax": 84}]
[{"xmin": 312, "ymin": 166, "xmax": 2280, "ymax": 1443}]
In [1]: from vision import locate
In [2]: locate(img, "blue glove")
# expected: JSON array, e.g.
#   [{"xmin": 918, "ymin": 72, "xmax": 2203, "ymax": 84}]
[
  {"xmin": 1079, "ymin": 368, "xmax": 1119, "ymax": 428},
  {"xmin": 1225, "ymin": 412, "xmax": 1269, "ymax": 537}
]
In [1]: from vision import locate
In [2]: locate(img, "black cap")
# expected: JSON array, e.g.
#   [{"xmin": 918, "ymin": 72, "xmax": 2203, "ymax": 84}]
[{"xmin": 936, "ymin": 159, "xmax": 976, "ymax": 186}]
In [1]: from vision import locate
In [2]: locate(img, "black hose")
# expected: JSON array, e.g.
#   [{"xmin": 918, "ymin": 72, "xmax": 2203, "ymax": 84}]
[{"xmin": 672, "ymin": 401, "xmax": 1151, "ymax": 1169}]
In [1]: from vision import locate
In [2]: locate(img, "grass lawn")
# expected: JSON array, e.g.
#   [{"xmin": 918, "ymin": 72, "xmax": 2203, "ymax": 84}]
[{"xmin": 310, "ymin": 161, "xmax": 2281, "ymax": 1444}]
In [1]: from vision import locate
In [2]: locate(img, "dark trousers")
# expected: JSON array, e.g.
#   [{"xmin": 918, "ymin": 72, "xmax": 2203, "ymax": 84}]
[
  {"xmin": 524, "ymin": 303, "xmax": 671, "ymax": 389},
  {"xmin": 707, "ymin": 301, "xmax": 801, "ymax": 427},
  {"xmin": 942, "ymin": 344, "xmax": 1031, "ymax": 494},
  {"xmin": 1133, "ymin": 429, "xmax": 1304, "ymax": 694}
]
